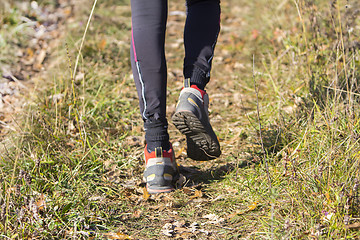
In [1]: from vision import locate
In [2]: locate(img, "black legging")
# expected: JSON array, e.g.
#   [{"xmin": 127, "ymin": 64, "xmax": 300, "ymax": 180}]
[{"xmin": 130, "ymin": 0, "xmax": 220, "ymax": 123}]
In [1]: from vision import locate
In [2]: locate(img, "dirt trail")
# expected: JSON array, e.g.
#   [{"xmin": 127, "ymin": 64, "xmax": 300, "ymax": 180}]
[
  {"xmin": 4, "ymin": 0, "xmax": 360, "ymax": 238},
  {"xmin": 1, "ymin": 1, "xmax": 269, "ymax": 238},
  {"xmin": 0, "ymin": 0, "xmax": 74, "ymax": 137}
]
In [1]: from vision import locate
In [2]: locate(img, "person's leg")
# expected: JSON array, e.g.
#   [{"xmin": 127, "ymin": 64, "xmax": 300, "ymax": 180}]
[
  {"xmin": 172, "ymin": 0, "xmax": 221, "ymax": 160},
  {"xmin": 130, "ymin": 0, "xmax": 169, "ymax": 152},
  {"xmin": 130, "ymin": 0, "xmax": 179, "ymax": 194},
  {"xmin": 184, "ymin": 0, "xmax": 221, "ymax": 90}
]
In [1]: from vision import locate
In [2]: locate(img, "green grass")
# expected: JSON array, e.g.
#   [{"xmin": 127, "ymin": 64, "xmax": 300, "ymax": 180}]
[{"xmin": 1, "ymin": 0, "xmax": 360, "ymax": 239}]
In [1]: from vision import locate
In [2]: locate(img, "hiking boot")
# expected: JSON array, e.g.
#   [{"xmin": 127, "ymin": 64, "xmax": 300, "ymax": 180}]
[
  {"xmin": 143, "ymin": 144, "xmax": 180, "ymax": 194},
  {"xmin": 172, "ymin": 79, "xmax": 221, "ymax": 160}
]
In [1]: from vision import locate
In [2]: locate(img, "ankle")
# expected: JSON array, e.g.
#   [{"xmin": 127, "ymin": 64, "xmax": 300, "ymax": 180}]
[
  {"xmin": 186, "ymin": 66, "xmax": 209, "ymax": 90},
  {"xmin": 190, "ymin": 84, "xmax": 206, "ymax": 97},
  {"xmin": 146, "ymin": 141, "xmax": 170, "ymax": 152},
  {"xmin": 144, "ymin": 118, "xmax": 170, "ymax": 152}
]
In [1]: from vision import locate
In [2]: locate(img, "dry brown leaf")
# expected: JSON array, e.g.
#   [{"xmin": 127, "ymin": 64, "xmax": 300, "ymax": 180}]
[
  {"xmin": 345, "ymin": 222, "xmax": 360, "ymax": 229},
  {"xmin": 36, "ymin": 194, "xmax": 46, "ymax": 211},
  {"xmin": 182, "ymin": 187, "xmax": 193, "ymax": 195},
  {"xmin": 132, "ymin": 209, "xmax": 142, "ymax": 218},
  {"xmin": 149, "ymin": 205, "xmax": 165, "ymax": 211},
  {"xmin": 190, "ymin": 190, "xmax": 203, "ymax": 199},
  {"xmin": 124, "ymin": 136, "xmax": 144, "ymax": 147},
  {"xmin": 162, "ymin": 195, "xmax": 174, "ymax": 202},
  {"xmin": 174, "ymin": 220, "xmax": 186, "ymax": 228},
  {"xmin": 325, "ymin": 192, "xmax": 331, "ymax": 203},
  {"xmin": 26, "ymin": 48, "xmax": 34, "ymax": 58},
  {"xmin": 161, "ymin": 220, "xmax": 204, "ymax": 238},
  {"xmin": 247, "ymin": 201, "xmax": 258, "ymax": 211},
  {"xmin": 227, "ymin": 201, "xmax": 259, "ymax": 219},
  {"xmin": 103, "ymin": 232, "xmax": 133, "ymax": 240},
  {"xmin": 34, "ymin": 49, "xmax": 47, "ymax": 68},
  {"xmin": 227, "ymin": 210, "xmax": 242, "ymax": 219},
  {"xmin": 143, "ymin": 187, "xmax": 150, "ymax": 200},
  {"xmin": 203, "ymin": 213, "xmax": 224, "ymax": 224},
  {"xmin": 161, "ymin": 223, "xmax": 175, "ymax": 237},
  {"xmin": 226, "ymin": 187, "xmax": 238, "ymax": 194},
  {"xmin": 63, "ymin": 8, "xmax": 72, "ymax": 16},
  {"xmin": 98, "ymin": 39, "xmax": 107, "ymax": 51}
]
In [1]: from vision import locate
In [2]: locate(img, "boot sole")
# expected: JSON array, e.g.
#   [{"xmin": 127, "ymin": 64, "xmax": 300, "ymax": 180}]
[
  {"xmin": 172, "ymin": 111, "xmax": 221, "ymax": 161},
  {"xmin": 147, "ymin": 184, "xmax": 175, "ymax": 194}
]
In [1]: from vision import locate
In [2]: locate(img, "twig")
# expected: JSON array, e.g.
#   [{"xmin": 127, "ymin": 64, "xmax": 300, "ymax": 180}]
[
  {"xmin": 9, "ymin": 74, "xmax": 27, "ymax": 89},
  {"xmin": 323, "ymin": 86, "xmax": 360, "ymax": 97},
  {"xmin": 66, "ymin": 0, "xmax": 97, "ymax": 148},
  {"xmin": 73, "ymin": 0, "xmax": 98, "ymax": 77},
  {"xmin": 252, "ymin": 55, "xmax": 272, "ymax": 190},
  {"xmin": 293, "ymin": 0, "xmax": 311, "ymax": 76},
  {"xmin": 253, "ymin": 54, "xmax": 274, "ymax": 238},
  {"xmin": 335, "ymin": 0, "xmax": 350, "ymax": 110}
]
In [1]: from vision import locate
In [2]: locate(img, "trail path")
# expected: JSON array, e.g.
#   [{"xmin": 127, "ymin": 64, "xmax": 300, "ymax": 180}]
[
  {"xmin": 1, "ymin": 0, "xmax": 303, "ymax": 239},
  {"xmin": 0, "ymin": 0, "xmax": 75, "ymax": 137},
  {"xmin": 3, "ymin": 0, "xmax": 360, "ymax": 238}
]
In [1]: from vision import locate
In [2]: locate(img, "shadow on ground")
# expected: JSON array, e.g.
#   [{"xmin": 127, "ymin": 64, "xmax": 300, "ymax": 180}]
[{"xmin": 179, "ymin": 160, "xmax": 251, "ymax": 187}]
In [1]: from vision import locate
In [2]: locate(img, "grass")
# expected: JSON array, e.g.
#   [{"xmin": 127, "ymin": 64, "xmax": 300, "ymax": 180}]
[{"xmin": 1, "ymin": 0, "xmax": 360, "ymax": 239}]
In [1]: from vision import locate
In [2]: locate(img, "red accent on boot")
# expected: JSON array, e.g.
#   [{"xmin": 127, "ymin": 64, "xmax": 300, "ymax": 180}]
[
  {"xmin": 144, "ymin": 144, "xmax": 174, "ymax": 164},
  {"xmin": 190, "ymin": 85, "xmax": 206, "ymax": 99}
]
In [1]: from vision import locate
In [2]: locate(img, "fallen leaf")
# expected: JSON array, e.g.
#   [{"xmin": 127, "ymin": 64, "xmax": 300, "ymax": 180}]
[
  {"xmin": 36, "ymin": 194, "xmax": 46, "ymax": 211},
  {"xmin": 34, "ymin": 49, "xmax": 47, "ymax": 69},
  {"xmin": 247, "ymin": 201, "xmax": 258, "ymax": 211},
  {"xmin": 161, "ymin": 223, "xmax": 175, "ymax": 237},
  {"xmin": 161, "ymin": 220, "xmax": 210, "ymax": 238},
  {"xmin": 325, "ymin": 192, "xmax": 331, "ymax": 203},
  {"xmin": 143, "ymin": 187, "xmax": 150, "ymax": 200},
  {"xmin": 202, "ymin": 213, "xmax": 224, "ymax": 224},
  {"xmin": 149, "ymin": 205, "xmax": 165, "ymax": 211},
  {"xmin": 345, "ymin": 222, "xmax": 360, "ymax": 229},
  {"xmin": 173, "ymin": 220, "xmax": 186, "ymax": 228},
  {"xmin": 182, "ymin": 187, "xmax": 193, "ymax": 195},
  {"xmin": 189, "ymin": 222, "xmax": 199, "ymax": 233},
  {"xmin": 190, "ymin": 190, "xmax": 203, "ymax": 199},
  {"xmin": 26, "ymin": 48, "xmax": 34, "ymax": 58},
  {"xmin": 124, "ymin": 136, "xmax": 144, "ymax": 147},
  {"xmin": 103, "ymin": 232, "xmax": 133, "ymax": 239},
  {"xmin": 226, "ymin": 187, "xmax": 238, "ymax": 194},
  {"xmin": 227, "ymin": 209, "xmax": 242, "ymax": 219},
  {"xmin": 162, "ymin": 195, "xmax": 174, "ymax": 202},
  {"xmin": 132, "ymin": 209, "xmax": 142, "ymax": 218},
  {"xmin": 63, "ymin": 7, "xmax": 72, "ymax": 16},
  {"xmin": 98, "ymin": 39, "xmax": 107, "ymax": 51},
  {"xmin": 227, "ymin": 201, "xmax": 260, "ymax": 219}
]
